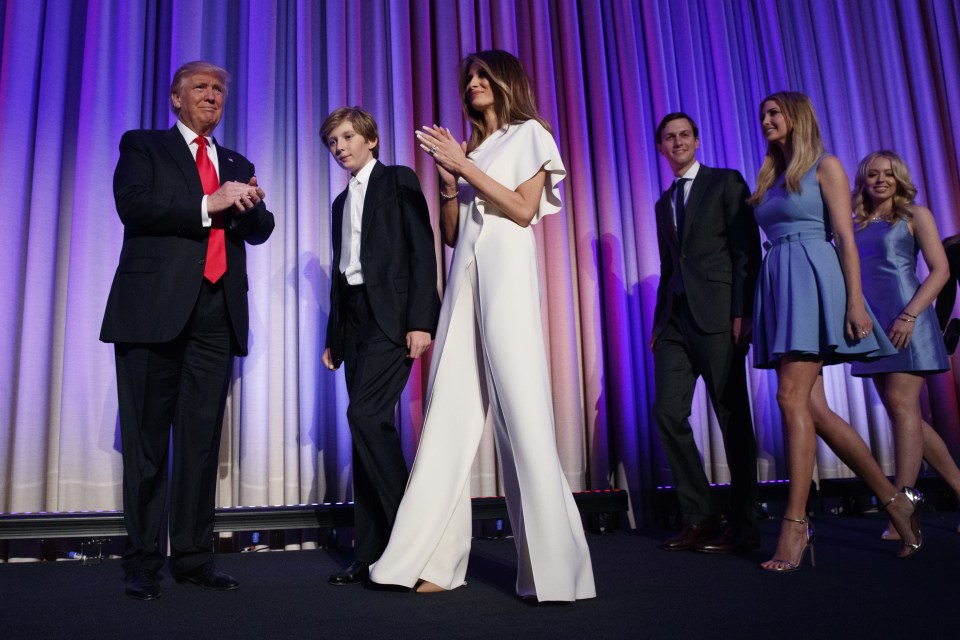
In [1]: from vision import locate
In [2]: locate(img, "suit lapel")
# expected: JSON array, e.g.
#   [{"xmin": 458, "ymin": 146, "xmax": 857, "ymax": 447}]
[
  {"xmin": 681, "ymin": 165, "xmax": 712, "ymax": 243},
  {"xmin": 360, "ymin": 162, "xmax": 387, "ymax": 247},
  {"xmin": 213, "ymin": 137, "xmax": 237, "ymax": 184},
  {"xmin": 162, "ymin": 126, "xmax": 204, "ymax": 193},
  {"xmin": 332, "ymin": 187, "xmax": 346, "ymax": 240},
  {"xmin": 657, "ymin": 190, "xmax": 680, "ymax": 249}
]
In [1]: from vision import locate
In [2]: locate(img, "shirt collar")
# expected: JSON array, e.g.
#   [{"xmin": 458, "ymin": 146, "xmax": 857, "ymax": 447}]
[
  {"xmin": 352, "ymin": 158, "xmax": 378, "ymax": 185},
  {"xmin": 176, "ymin": 119, "xmax": 212, "ymax": 147},
  {"xmin": 677, "ymin": 160, "xmax": 700, "ymax": 183}
]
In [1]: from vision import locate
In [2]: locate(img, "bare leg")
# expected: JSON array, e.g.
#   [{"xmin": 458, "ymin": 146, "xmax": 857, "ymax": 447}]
[
  {"xmin": 762, "ymin": 356, "xmax": 821, "ymax": 571},
  {"xmin": 873, "ymin": 374, "xmax": 922, "ymax": 540},
  {"xmin": 809, "ymin": 376, "xmax": 918, "ymax": 547},
  {"xmin": 919, "ymin": 418, "xmax": 960, "ymax": 499},
  {"xmin": 875, "ymin": 373, "xmax": 926, "ymax": 489},
  {"xmin": 874, "ymin": 374, "xmax": 960, "ymax": 538}
]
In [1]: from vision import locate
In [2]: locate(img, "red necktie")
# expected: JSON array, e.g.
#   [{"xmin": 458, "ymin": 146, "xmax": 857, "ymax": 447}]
[{"xmin": 195, "ymin": 136, "xmax": 226, "ymax": 282}]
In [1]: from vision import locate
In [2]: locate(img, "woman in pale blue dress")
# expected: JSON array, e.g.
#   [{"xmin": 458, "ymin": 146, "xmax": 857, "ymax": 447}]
[
  {"xmin": 849, "ymin": 150, "xmax": 959, "ymax": 540},
  {"xmin": 749, "ymin": 92, "xmax": 922, "ymax": 571}
]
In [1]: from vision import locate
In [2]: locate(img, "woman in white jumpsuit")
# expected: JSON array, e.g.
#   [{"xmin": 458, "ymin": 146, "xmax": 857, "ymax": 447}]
[{"xmin": 368, "ymin": 50, "xmax": 595, "ymax": 602}]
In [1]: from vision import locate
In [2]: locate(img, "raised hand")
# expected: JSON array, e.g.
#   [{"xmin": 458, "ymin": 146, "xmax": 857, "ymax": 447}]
[{"xmin": 416, "ymin": 125, "xmax": 468, "ymax": 180}]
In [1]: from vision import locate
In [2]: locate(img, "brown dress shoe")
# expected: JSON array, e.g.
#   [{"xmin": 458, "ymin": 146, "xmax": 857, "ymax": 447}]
[
  {"xmin": 696, "ymin": 524, "xmax": 761, "ymax": 554},
  {"xmin": 660, "ymin": 516, "xmax": 720, "ymax": 551}
]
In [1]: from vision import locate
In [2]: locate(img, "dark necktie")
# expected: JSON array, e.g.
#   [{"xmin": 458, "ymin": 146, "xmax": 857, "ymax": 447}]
[
  {"xmin": 674, "ymin": 178, "xmax": 689, "ymax": 242},
  {"xmin": 195, "ymin": 136, "xmax": 226, "ymax": 282}
]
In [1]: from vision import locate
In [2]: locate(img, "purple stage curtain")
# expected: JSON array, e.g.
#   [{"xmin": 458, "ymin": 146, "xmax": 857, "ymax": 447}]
[{"xmin": 1, "ymin": 0, "xmax": 958, "ymax": 528}]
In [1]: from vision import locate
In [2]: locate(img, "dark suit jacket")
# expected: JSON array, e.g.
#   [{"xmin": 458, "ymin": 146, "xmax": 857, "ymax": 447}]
[
  {"xmin": 100, "ymin": 126, "xmax": 275, "ymax": 355},
  {"xmin": 652, "ymin": 165, "xmax": 761, "ymax": 337},
  {"xmin": 325, "ymin": 162, "xmax": 440, "ymax": 365},
  {"xmin": 936, "ymin": 235, "xmax": 960, "ymax": 330}
]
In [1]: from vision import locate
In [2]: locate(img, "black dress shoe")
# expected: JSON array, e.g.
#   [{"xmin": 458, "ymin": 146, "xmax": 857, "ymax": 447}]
[
  {"xmin": 175, "ymin": 563, "xmax": 239, "ymax": 590},
  {"xmin": 125, "ymin": 569, "xmax": 162, "ymax": 601},
  {"xmin": 696, "ymin": 524, "xmax": 761, "ymax": 554},
  {"xmin": 328, "ymin": 561, "xmax": 370, "ymax": 586},
  {"xmin": 660, "ymin": 516, "xmax": 720, "ymax": 551}
]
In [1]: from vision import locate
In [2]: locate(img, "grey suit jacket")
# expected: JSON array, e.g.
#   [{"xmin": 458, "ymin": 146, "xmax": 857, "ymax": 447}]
[{"xmin": 652, "ymin": 165, "xmax": 761, "ymax": 338}]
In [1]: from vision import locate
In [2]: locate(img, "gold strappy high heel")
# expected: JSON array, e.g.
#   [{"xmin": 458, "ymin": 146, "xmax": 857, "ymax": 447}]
[
  {"xmin": 762, "ymin": 516, "xmax": 816, "ymax": 572},
  {"xmin": 880, "ymin": 487, "xmax": 924, "ymax": 559}
]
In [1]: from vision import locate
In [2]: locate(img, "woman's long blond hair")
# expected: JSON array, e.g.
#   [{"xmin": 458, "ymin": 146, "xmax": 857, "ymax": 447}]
[
  {"xmin": 748, "ymin": 92, "xmax": 825, "ymax": 206},
  {"xmin": 852, "ymin": 150, "xmax": 917, "ymax": 229},
  {"xmin": 458, "ymin": 50, "xmax": 551, "ymax": 153}
]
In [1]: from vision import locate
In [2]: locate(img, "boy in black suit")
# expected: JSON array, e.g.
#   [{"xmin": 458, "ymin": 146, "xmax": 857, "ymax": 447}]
[{"xmin": 320, "ymin": 107, "xmax": 440, "ymax": 584}]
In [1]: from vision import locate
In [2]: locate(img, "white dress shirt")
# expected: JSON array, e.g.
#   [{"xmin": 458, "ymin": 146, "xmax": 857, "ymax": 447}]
[
  {"xmin": 340, "ymin": 158, "xmax": 378, "ymax": 285},
  {"xmin": 176, "ymin": 119, "xmax": 219, "ymax": 228},
  {"xmin": 672, "ymin": 160, "xmax": 700, "ymax": 231}
]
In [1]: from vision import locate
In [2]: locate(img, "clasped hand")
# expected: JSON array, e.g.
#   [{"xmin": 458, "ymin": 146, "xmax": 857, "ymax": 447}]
[
  {"xmin": 416, "ymin": 125, "xmax": 468, "ymax": 183},
  {"xmin": 209, "ymin": 177, "xmax": 266, "ymax": 213}
]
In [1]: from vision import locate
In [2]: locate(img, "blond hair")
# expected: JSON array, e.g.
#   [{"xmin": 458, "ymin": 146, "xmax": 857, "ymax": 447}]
[
  {"xmin": 852, "ymin": 150, "xmax": 917, "ymax": 228},
  {"xmin": 458, "ymin": 50, "xmax": 551, "ymax": 153},
  {"xmin": 320, "ymin": 106, "xmax": 380, "ymax": 159},
  {"xmin": 748, "ymin": 92, "xmax": 824, "ymax": 206}
]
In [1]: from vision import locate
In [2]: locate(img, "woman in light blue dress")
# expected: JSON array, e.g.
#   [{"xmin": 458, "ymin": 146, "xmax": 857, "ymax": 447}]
[
  {"xmin": 749, "ymin": 92, "xmax": 922, "ymax": 571},
  {"xmin": 850, "ymin": 150, "xmax": 958, "ymax": 540}
]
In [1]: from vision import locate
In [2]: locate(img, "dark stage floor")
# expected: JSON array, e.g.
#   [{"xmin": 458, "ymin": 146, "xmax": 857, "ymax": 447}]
[{"xmin": 1, "ymin": 512, "xmax": 958, "ymax": 639}]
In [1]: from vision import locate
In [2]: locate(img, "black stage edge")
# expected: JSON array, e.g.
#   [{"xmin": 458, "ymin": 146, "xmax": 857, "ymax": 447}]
[
  {"xmin": 0, "ymin": 490, "xmax": 628, "ymax": 540},
  {"xmin": 652, "ymin": 475, "xmax": 955, "ymax": 528},
  {"xmin": 1, "ymin": 512, "xmax": 959, "ymax": 639}
]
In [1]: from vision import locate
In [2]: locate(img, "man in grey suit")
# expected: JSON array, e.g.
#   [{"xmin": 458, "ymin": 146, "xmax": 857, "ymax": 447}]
[{"xmin": 650, "ymin": 112, "xmax": 761, "ymax": 553}]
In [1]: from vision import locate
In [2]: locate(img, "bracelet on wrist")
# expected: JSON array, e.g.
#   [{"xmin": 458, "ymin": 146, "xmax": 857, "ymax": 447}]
[
  {"xmin": 901, "ymin": 311, "xmax": 917, "ymax": 319},
  {"xmin": 898, "ymin": 315, "xmax": 915, "ymax": 323},
  {"xmin": 440, "ymin": 188, "xmax": 460, "ymax": 201}
]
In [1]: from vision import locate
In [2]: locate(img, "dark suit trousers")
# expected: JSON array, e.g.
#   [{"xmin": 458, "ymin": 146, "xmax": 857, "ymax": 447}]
[
  {"xmin": 115, "ymin": 280, "xmax": 234, "ymax": 576},
  {"xmin": 341, "ymin": 282, "xmax": 412, "ymax": 563},
  {"xmin": 653, "ymin": 295, "xmax": 758, "ymax": 528}
]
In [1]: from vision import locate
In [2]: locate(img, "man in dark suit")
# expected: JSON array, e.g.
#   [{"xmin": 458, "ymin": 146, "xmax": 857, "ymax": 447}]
[
  {"xmin": 101, "ymin": 61, "xmax": 274, "ymax": 600},
  {"xmin": 650, "ymin": 112, "xmax": 761, "ymax": 553},
  {"xmin": 320, "ymin": 107, "xmax": 440, "ymax": 585},
  {"xmin": 936, "ymin": 234, "xmax": 960, "ymax": 354}
]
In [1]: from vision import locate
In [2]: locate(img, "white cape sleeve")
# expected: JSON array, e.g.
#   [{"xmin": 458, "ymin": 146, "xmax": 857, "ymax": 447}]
[{"xmin": 479, "ymin": 120, "xmax": 566, "ymax": 225}]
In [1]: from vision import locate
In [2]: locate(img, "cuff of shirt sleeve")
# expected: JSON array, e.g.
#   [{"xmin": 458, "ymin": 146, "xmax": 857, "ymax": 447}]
[{"xmin": 201, "ymin": 195, "xmax": 212, "ymax": 228}]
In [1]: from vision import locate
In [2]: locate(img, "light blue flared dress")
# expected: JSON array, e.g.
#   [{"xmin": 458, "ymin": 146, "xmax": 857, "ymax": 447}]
[
  {"xmin": 752, "ymin": 157, "xmax": 896, "ymax": 368},
  {"xmin": 851, "ymin": 218, "xmax": 950, "ymax": 376}
]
